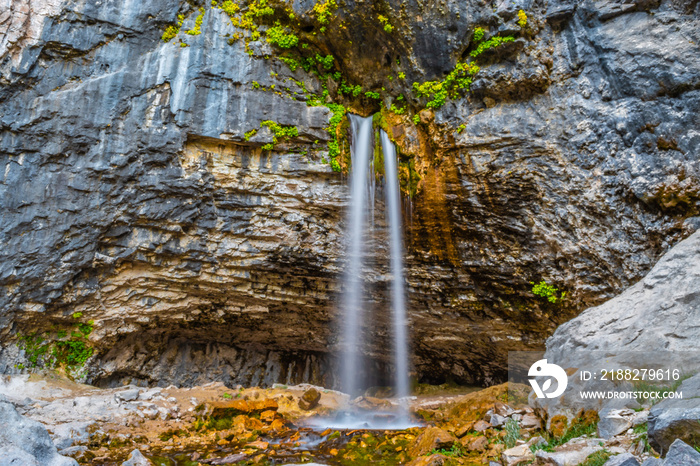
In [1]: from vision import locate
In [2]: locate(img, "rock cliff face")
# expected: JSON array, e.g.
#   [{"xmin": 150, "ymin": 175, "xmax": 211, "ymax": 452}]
[{"xmin": 0, "ymin": 0, "xmax": 698, "ymax": 388}]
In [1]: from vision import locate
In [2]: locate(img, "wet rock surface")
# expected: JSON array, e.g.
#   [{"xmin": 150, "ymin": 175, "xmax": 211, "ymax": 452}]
[{"xmin": 0, "ymin": 0, "xmax": 698, "ymax": 387}]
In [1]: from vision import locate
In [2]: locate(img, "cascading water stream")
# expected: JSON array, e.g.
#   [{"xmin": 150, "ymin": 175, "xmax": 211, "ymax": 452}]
[
  {"xmin": 380, "ymin": 129, "xmax": 410, "ymax": 422},
  {"xmin": 307, "ymin": 114, "xmax": 416, "ymax": 430},
  {"xmin": 340, "ymin": 115, "xmax": 375, "ymax": 399}
]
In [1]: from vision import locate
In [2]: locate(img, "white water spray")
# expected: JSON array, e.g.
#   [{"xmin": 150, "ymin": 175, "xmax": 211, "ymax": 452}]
[{"xmin": 380, "ymin": 129, "xmax": 410, "ymax": 422}]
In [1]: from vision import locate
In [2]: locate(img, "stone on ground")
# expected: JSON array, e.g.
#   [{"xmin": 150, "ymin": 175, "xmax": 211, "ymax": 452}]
[
  {"xmin": 662, "ymin": 439, "xmax": 700, "ymax": 466},
  {"xmin": 502, "ymin": 444, "xmax": 535, "ymax": 465},
  {"xmin": 408, "ymin": 427, "xmax": 456, "ymax": 458},
  {"xmin": 603, "ymin": 452, "xmax": 640, "ymax": 466},
  {"xmin": 648, "ymin": 374, "xmax": 700, "ymax": 454},
  {"xmin": 298, "ymin": 388, "xmax": 321, "ymax": 410},
  {"xmin": 534, "ymin": 437, "xmax": 604, "ymax": 466},
  {"xmin": 0, "ymin": 402, "xmax": 78, "ymax": 466},
  {"xmin": 121, "ymin": 449, "xmax": 153, "ymax": 466}
]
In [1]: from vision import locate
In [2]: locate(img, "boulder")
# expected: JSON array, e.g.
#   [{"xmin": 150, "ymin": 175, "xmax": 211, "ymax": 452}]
[
  {"xmin": 490, "ymin": 413, "xmax": 507, "ymax": 428},
  {"xmin": 408, "ymin": 427, "xmax": 456, "ymax": 458},
  {"xmin": 462, "ymin": 435, "xmax": 489, "ymax": 452},
  {"xmin": 648, "ymin": 374, "xmax": 700, "ymax": 454},
  {"xmin": 298, "ymin": 388, "xmax": 321, "ymax": 411},
  {"xmin": 663, "ymin": 439, "xmax": 700, "ymax": 466},
  {"xmin": 534, "ymin": 437, "xmax": 604, "ymax": 466},
  {"xmin": 474, "ymin": 420, "xmax": 492, "ymax": 432},
  {"xmin": 0, "ymin": 445, "xmax": 41, "ymax": 466},
  {"xmin": 535, "ymin": 232, "xmax": 700, "ymax": 422},
  {"xmin": 0, "ymin": 402, "xmax": 78, "ymax": 466},
  {"xmin": 115, "ymin": 388, "xmax": 141, "ymax": 403},
  {"xmin": 545, "ymin": 231, "xmax": 700, "ymax": 365},
  {"xmin": 598, "ymin": 409, "xmax": 637, "ymax": 439},
  {"xmin": 603, "ymin": 453, "xmax": 640, "ymax": 466},
  {"xmin": 639, "ymin": 459, "xmax": 662, "ymax": 466},
  {"xmin": 121, "ymin": 450, "xmax": 153, "ymax": 466},
  {"xmin": 502, "ymin": 444, "xmax": 534, "ymax": 465}
]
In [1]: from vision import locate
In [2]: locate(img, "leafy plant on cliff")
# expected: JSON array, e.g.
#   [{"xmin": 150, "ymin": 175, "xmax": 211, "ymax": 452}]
[
  {"xmin": 412, "ymin": 61, "xmax": 480, "ymax": 109},
  {"xmin": 517, "ymin": 9, "xmax": 528, "ymax": 28},
  {"xmin": 162, "ymin": 14, "xmax": 185, "ymax": 42},
  {"xmin": 185, "ymin": 8, "xmax": 206, "ymax": 36},
  {"xmin": 266, "ymin": 22, "xmax": 299, "ymax": 48},
  {"xmin": 378, "ymin": 15, "xmax": 394, "ymax": 33},
  {"xmin": 470, "ymin": 35, "xmax": 515, "ymax": 58},
  {"xmin": 312, "ymin": 0, "xmax": 338, "ymax": 26},
  {"xmin": 18, "ymin": 319, "xmax": 94, "ymax": 376},
  {"xmin": 531, "ymin": 280, "xmax": 566, "ymax": 303},
  {"xmin": 325, "ymin": 103, "xmax": 346, "ymax": 172},
  {"xmin": 259, "ymin": 120, "xmax": 299, "ymax": 150}
]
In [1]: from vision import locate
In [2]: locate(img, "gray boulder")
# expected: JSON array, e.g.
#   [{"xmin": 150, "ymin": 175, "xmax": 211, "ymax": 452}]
[
  {"xmin": 0, "ymin": 402, "xmax": 78, "ymax": 466},
  {"xmin": 648, "ymin": 374, "xmax": 700, "ymax": 454},
  {"xmin": 546, "ymin": 230, "xmax": 700, "ymax": 366},
  {"xmin": 640, "ymin": 459, "xmax": 662, "ymax": 466},
  {"xmin": 604, "ymin": 453, "xmax": 640, "ymax": 466},
  {"xmin": 533, "ymin": 232, "xmax": 700, "ymax": 421},
  {"xmin": 663, "ymin": 439, "xmax": 700, "ymax": 466},
  {"xmin": 122, "ymin": 449, "xmax": 153, "ymax": 466}
]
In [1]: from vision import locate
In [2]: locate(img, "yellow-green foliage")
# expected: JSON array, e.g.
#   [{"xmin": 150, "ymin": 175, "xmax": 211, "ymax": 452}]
[
  {"xmin": 326, "ymin": 103, "xmax": 346, "ymax": 172},
  {"xmin": 260, "ymin": 120, "xmax": 299, "ymax": 150},
  {"xmin": 185, "ymin": 8, "xmax": 205, "ymax": 36},
  {"xmin": 266, "ymin": 22, "xmax": 299, "ymax": 48},
  {"xmin": 162, "ymin": 14, "xmax": 184, "ymax": 42},
  {"xmin": 18, "ymin": 317, "xmax": 95, "ymax": 375},
  {"xmin": 517, "ymin": 10, "xmax": 528, "ymax": 28},
  {"xmin": 312, "ymin": 0, "xmax": 338, "ymax": 25},
  {"xmin": 219, "ymin": 0, "xmax": 240, "ymax": 17},
  {"xmin": 531, "ymin": 280, "xmax": 567, "ymax": 303},
  {"xmin": 244, "ymin": 129, "xmax": 258, "ymax": 141},
  {"xmin": 470, "ymin": 35, "xmax": 515, "ymax": 57},
  {"xmin": 378, "ymin": 15, "xmax": 394, "ymax": 33},
  {"xmin": 279, "ymin": 56, "xmax": 300, "ymax": 71},
  {"xmin": 413, "ymin": 61, "xmax": 480, "ymax": 108}
]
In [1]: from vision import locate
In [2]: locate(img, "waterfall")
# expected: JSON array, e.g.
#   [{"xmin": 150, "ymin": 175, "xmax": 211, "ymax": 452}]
[
  {"xmin": 380, "ymin": 129, "xmax": 410, "ymax": 422},
  {"xmin": 340, "ymin": 115, "xmax": 374, "ymax": 398},
  {"xmin": 314, "ymin": 114, "xmax": 415, "ymax": 430}
]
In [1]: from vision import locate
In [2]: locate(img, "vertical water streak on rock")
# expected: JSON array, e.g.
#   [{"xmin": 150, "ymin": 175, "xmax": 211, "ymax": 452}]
[
  {"xmin": 341, "ymin": 115, "xmax": 374, "ymax": 397},
  {"xmin": 381, "ymin": 130, "xmax": 410, "ymax": 421}
]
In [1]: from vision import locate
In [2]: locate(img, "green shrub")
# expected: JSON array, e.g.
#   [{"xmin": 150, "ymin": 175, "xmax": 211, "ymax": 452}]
[
  {"xmin": 531, "ymin": 280, "xmax": 566, "ymax": 303},
  {"xmin": 504, "ymin": 418, "xmax": 521, "ymax": 448},
  {"xmin": 185, "ymin": 8, "xmax": 205, "ymax": 36},
  {"xmin": 266, "ymin": 22, "xmax": 299, "ymax": 49},
  {"xmin": 162, "ymin": 14, "xmax": 184, "ymax": 42},
  {"xmin": 470, "ymin": 35, "xmax": 515, "ymax": 58},
  {"xmin": 517, "ymin": 10, "xmax": 528, "ymax": 28}
]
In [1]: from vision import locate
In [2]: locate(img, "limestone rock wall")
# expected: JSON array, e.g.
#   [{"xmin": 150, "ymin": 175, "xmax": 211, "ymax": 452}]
[{"xmin": 0, "ymin": 0, "xmax": 698, "ymax": 387}]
